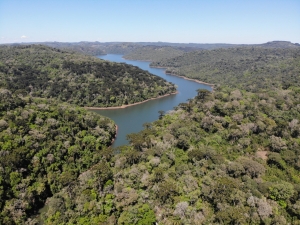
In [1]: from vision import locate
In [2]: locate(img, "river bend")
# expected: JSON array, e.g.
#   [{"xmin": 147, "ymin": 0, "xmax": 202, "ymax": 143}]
[{"xmin": 92, "ymin": 54, "xmax": 212, "ymax": 147}]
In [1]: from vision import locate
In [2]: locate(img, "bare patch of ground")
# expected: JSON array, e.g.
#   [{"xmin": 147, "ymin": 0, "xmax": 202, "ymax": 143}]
[{"xmin": 256, "ymin": 151, "xmax": 268, "ymax": 160}]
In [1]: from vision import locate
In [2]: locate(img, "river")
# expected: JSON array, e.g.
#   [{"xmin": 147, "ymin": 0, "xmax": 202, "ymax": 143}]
[{"xmin": 92, "ymin": 54, "xmax": 212, "ymax": 147}]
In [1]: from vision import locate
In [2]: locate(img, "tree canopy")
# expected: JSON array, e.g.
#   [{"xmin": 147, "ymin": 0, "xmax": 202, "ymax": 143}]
[
  {"xmin": 38, "ymin": 47, "xmax": 300, "ymax": 224},
  {"xmin": 1, "ymin": 43, "xmax": 300, "ymax": 224},
  {"xmin": 0, "ymin": 45, "xmax": 176, "ymax": 107}
]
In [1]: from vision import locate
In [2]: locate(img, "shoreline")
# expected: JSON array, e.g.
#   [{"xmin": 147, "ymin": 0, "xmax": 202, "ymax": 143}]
[
  {"xmin": 84, "ymin": 91, "xmax": 178, "ymax": 110},
  {"xmin": 149, "ymin": 65, "xmax": 215, "ymax": 88},
  {"xmin": 167, "ymin": 72, "xmax": 215, "ymax": 87},
  {"xmin": 120, "ymin": 55, "xmax": 215, "ymax": 88},
  {"xmin": 123, "ymin": 56, "xmax": 152, "ymax": 62}
]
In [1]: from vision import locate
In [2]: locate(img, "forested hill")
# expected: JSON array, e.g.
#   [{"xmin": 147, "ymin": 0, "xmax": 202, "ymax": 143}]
[
  {"xmin": 36, "ymin": 42, "xmax": 106, "ymax": 56},
  {"xmin": 0, "ymin": 89, "xmax": 116, "ymax": 224},
  {"xmin": 0, "ymin": 45, "xmax": 176, "ymax": 107},
  {"xmin": 39, "ymin": 40, "xmax": 300, "ymax": 55},
  {"xmin": 123, "ymin": 46, "xmax": 197, "ymax": 62},
  {"xmin": 36, "ymin": 46, "xmax": 300, "ymax": 224},
  {"xmin": 40, "ymin": 42, "xmax": 139, "ymax": 55},
  {"xmin": 2, "ymin": 43, "xmax": 300, "ymax": 224},
  {"xmin": 150, "ymin": 47, "xmax": 300, "ymax": 92}
]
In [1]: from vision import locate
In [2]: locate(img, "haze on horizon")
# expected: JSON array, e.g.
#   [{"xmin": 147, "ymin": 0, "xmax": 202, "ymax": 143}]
[{"xmin": 0, "ymin": 0, "xmax": 299, "ymax": 45}]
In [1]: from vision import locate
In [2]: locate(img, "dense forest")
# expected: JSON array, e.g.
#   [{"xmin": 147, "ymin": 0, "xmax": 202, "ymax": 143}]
[
  {"xmin": 1, "ymin": 42, "xmax": 300, "ymax": 224},
  {"xmin": 37, "ymin": 42, "xmax": 106, "ymax": 56},
  {"xmin": 123, "ymin": 46, "xmax": 197, "ymax": 62},
  {"xmin": 151, "ymin": 47, "xmax": 300, "ymax": 92},
  {"xmin": 0, "ymin": 89, "xmax": 116, "ymax": 224},
  {"xmin": 30, "ymin": 46, "xmax": 300, "ymax": 224},
  {"xmin": 36, "ymin": 42, "xmax": 238, "ymax": 55},
  {"xmin": 39, "ymin": 41, "xmax": 299, "ymax": 57},
  {"xmin": 0, "ymin": 45, "xmax": 176, "ymax": 107}
]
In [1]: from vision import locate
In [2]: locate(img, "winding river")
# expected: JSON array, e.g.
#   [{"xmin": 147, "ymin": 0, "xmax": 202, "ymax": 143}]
[{"xmin": 92, "ymin": 54, "xmax": 212, "ymax": 147}]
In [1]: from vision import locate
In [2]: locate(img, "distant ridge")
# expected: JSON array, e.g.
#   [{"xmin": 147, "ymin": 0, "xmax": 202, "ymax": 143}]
[
  {"xmin": 258, "ymin": 41, "xmax": 300, "ymax": 48},
  {"xmin": 1, "ymin": 41, "xmax": 298, "ymax": 56}
]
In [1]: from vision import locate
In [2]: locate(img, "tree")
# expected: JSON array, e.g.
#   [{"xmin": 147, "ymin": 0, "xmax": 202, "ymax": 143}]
[
  {"xmin": 270, "ymin": 135, "xmax": 287, "ymax": 152},
  {"xmin": 158, "ymin": 110, "xmax": 165, "ymax": 119},
  {"xmin": 196, "ymin": 89, "xmax": 210, "ymax": 100},
  {"xmin": 268, "ymin": 182, "xmax": 294, "ymax": 208}
]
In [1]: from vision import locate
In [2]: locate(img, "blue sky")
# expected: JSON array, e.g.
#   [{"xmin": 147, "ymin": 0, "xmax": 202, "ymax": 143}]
[{"xmin": 1, "ymin": 0, "xmax": 299, "ymax": 44}]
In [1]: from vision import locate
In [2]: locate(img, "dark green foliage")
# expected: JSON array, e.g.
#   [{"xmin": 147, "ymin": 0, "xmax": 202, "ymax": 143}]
[
  {"xmin": 0, "ymin": 45, "xmax": 176, "ymax": 108},
  {"xmin": 151, "ymin": 47, "xmax": 300, "ymax": 92}
]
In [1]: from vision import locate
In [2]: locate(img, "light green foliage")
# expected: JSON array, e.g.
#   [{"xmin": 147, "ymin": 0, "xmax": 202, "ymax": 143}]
[
  {"xmin": 269, "ymin": 182, "xmax": 294, "ymax": 207},
  {"xmin": 0, "ymin": 93, "xmax": 116, "ymax": 224},
  {"xmin": 118, "ymin": 204, "xmax": 156, "ymax": 225},
  {"xmin": 110, "ymin": 82, "xmax": 300, "ymax": 224}
]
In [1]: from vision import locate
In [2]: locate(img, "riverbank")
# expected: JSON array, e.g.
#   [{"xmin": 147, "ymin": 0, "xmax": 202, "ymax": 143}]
[
  {"xmin": 166, "ymin": 72, "xmax": 215, "ymax": 88},
  {"xmin": 149, "ymin": 66, "xmax": 214, "ymax": 88},
  {"xmin": 121, "ymin": 56, "xmax": 215, "ymax": 88},
  {"xmin": 84, "ymin": 91, "xmax": 178, "ymax": 110},
  {"xmin": 123, "ymin": 56, "xmax": 152, "ymax": 62},
  {"xmin": 96, "ymin": 54, "xmax": 213, "ymax": 147}
]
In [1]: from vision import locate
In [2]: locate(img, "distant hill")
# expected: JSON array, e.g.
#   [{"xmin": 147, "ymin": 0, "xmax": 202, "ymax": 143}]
[
  {"xmin": 123, "ymin": 45, "xmax": 197, "ymax": 62},
  {"xmin": 150, "ymin": 47, "xmax": 300, "ymax": 92},
  {"xmin": 258, "ymin": 41, "xmax": 300, "ymax": 48},
  {"xmin": 4, "ymin": 41, "xmax": 298, "ymax": 57},
  {"xmin": 122, "ymin": 41, "xmax": 300, "ymax": 62}
]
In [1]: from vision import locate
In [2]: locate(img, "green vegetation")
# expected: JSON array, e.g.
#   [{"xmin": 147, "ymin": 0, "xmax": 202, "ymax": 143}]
[
  {"xmin": 39, "ymin": 42, "xmax": 106, "ymax": 56},
  {"xmin": 0, "ymin": 45, "xmax": 176, "ymax": 107},
  {"xmin": 0, "ymin": 89, "xmax": 116, "ymax": 224},
  {"xmin": 40, "ymin": 42, "xmax": 140, "ymax": 55},
  {"xmin": 0, "ymin": 44, "xmax": 176, "ymax": 224},
  {"xmin": 38, "ymin": 40, "xmax": 300, "ymax": 56},
  {"xmin": 150, "ymin": 47, "xmax": 300, "ymax": 92},
  {"xmin": 123, "ymin": 46, "xmax": 195, "ymax": 62},
  {"xmin": 38, "ymin": 47, "xmax": 300, "ymax": 224},
  {"xmin": 39, "ymin": 85, "xmax": 300, "ymax": 224},
  {"xmin": 1, "ymin": 43, "xmax": 300, "ymax": 224}
]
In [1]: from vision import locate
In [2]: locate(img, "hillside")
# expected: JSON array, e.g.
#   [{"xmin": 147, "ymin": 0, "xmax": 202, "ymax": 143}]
[
  {"xmin": 0, "ymin": 45, "xmax": 176, "ymax": 107},
  {"xmin": 1, "ymin": 43, "xmax": 300, "ymax": 224},
  {"xmin": 123, "ymin": 46, "xmax": 197, "ymax": 62},
  {"xmin": 38, "ymin": 41, "xmax": 300, "ymax": 56},
  {"xmin": 39, "ymin": 86, "xmax": 300, "ymax": 224},
  {"xmin": 0, "ymin": 90, "xmax": 116, "ymax": 224},
  {"xmin": 37, "ymin": 42, "xmax": 106, "ymax": 56},
  {"xmin": 36, "ymin": 47, "xmax": 300, "ymax": 224},
  {"xmin": 37, "ymin": 42, "xmax": 142, "ymax": 55},
  {"xmin": 259, "ymin": 41, "xmax": 300, "ymax": 48},
  {"xmin": 151, "ymin": 47, "xmax": 300, "ymax": 92}
]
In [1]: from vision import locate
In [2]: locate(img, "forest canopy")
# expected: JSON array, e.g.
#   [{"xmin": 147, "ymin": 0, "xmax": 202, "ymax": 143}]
[
  {"xmin": 0, "ymin": 89, "xmax": 116, "ymax": 224},
  {"xmin": 1, "ymin": 43, "xmax": 300, "ymax": 224},
  {"xmin": 150, "ymin": 47, "xmax": 300, "ymax": 92},
  {"xmin": 123, "ymin": 46, "xmax": 197, "ymax": 62},
  {"xmin": 0, "ymin": 45, "xmax": 176, "ymax": 107},
  {"xmin": 36, "ymin": 46, "xmax": 300, "ymax": 224}
]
